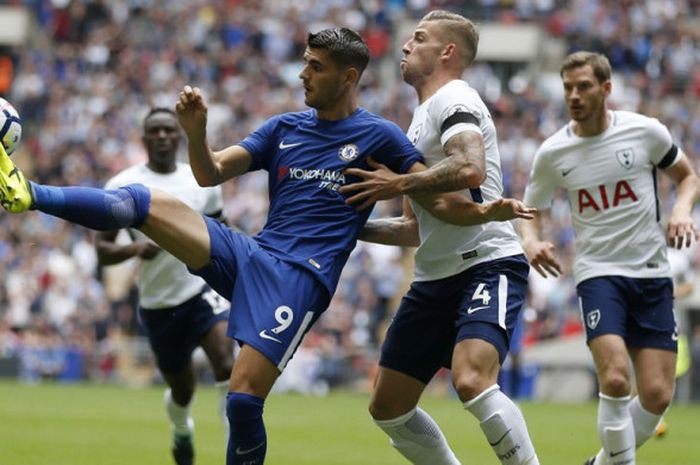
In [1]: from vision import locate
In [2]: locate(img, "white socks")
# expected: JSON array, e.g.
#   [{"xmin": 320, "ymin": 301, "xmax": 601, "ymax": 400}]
[
  {"xmin": 593, "ymin": 395, "xmax": 664, "ymax": 464},
  {"xmin": 215, "ymin": 380, "xmax": 230, "ymax": 438},
  {"xmin": 164, "ymin": 388, "xmax": 194, "ymax": 437},
  {"xmin": 464, "ymin": 384, "xmax": 539, "ymax": 465},
  {"xmin": 374, "ymin": 407, "xmax": 461, "ymax": 465},
  {"xmin": 596, "ymin": 393, "xmax": 635, "ymax": 465},
  {"xmin": 628, "ymin": 396, "xmax": 663, "ymax": 447}
]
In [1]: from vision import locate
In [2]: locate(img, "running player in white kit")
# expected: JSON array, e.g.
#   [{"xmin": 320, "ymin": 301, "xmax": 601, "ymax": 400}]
[
  {"xmin": 520, "ymin": 51, "xmax": 700, "ymax": 465},
  {"xmin": 342, "ymin": 11, "xmax": 540, "ymax": 465},
  {"xmin": 96, "ymin": 108, "xmax": 234, "ymax": 465}
]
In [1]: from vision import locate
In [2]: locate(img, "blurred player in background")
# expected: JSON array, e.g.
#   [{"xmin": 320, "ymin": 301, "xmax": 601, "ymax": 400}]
[
  {"xmin": 0, "ymin": 27, "xmax": 529, "ymax": 465},
  {"xmin": 520, "ymin": 51, "xmax": 700, "ymax": 465},
  {"xmin": 95, "ymin": 108, "xmax": 234, "ymax": 465},
  {"xmin": 341, "ymin": 11, "xmax": 539, "ymax": 465}
]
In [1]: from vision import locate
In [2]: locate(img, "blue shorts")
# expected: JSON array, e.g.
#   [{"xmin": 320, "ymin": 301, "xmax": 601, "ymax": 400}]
[
  {"xmin": 190, "ymin": 218, "xmax": 330, "ymax": 371},
  {"xmin": 577, "ymin": 276, "xmax": 677, "ymax": 352},
  {"xmin": 139, "ymin": 286, "xmax": 230, "ymax": 374},
  {"xmin": 380, "ymin": 255, "xmax": 529, "ymax": 384}
]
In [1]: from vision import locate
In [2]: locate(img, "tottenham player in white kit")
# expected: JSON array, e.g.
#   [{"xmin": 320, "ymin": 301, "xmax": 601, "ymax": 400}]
[
  {"xmin": 342, "ymin": 11, "xmax": 539, "ymax": 465},
  {"xmin": 520, "ymin": 52, "xmax": 700, "ymax": 465},
  {"xmin": 96, "ymin": 108, "xmax": 235, "ymax": 465}
]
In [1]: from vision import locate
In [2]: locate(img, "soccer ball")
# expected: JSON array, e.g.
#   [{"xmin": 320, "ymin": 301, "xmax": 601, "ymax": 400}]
[{"xmin": 0, "ymin": 97, "xmax": 22, "ymax": 156}]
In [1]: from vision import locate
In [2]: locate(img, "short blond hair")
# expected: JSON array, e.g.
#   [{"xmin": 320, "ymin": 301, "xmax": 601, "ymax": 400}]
[
  {"xmin": 560, "ymin": 51, "xmax": 612, "ymax": 83},
  {"xmin": 421, "ymin": 10, "xmax": 479, "ymax": 67}
]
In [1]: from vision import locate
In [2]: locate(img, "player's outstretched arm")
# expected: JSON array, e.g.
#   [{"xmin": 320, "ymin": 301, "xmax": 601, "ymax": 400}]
[
  {"xmin": 95, "ymin": 230, "xmax": 161, "ymax": 266},
  {"xmin": 412, "ymin": 192, "xmax": 536, "ymax": 226},
  {"xmin": 176, "ymin": 86, "xmax": 253, "ymax": 186},
  {"xmin": 519, "ymin": 211, "xmax": 562, "ymax": 278},
  {"xmin": 664, "ymin": 153, "xmax": 700, "ymax": 249},
  {"xmin": 358, "ymin": 197, "xmax": 420, "ymax": 247}
]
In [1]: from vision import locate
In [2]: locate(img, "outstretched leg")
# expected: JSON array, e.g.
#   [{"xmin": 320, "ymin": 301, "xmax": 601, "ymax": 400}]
[{"xmin": 0, "ymin": 146, "xmax": 212, "ymax": 270}]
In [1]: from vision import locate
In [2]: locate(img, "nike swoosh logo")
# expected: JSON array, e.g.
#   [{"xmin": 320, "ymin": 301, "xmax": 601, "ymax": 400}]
[
  {"xmin": 488, "ymin": 428, "xmax": 511, "ymax": 446},
  {"xmin": 259, "ymin": 330, "xmax": 282, "ymax": 343},
  {"xmin": 279, "ymin": 141, "xmax": 302, "ymax": 149},
  {"xmin": 235, "ymin": 441, "xmax": 265, "ymax": 455},
  {"xmin": 561, "ymin": 167, "xmax": 575, "ymax": 176},
  {"xmin": 467, "ymin": 305, "xmax": 490, "ymax": 314},
  {"xmin": 609, "ymin": 447, "xmax": 632, "ymax": 457}
]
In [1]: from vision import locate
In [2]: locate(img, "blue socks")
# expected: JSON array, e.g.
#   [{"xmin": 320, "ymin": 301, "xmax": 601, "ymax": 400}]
[
  {"xmin": 226, "ymin": 392, "xmax": 266, "ymax": 465},
  {"xmin": 30, "ymin": 182, "xmax": 151, "ymax": 230}
]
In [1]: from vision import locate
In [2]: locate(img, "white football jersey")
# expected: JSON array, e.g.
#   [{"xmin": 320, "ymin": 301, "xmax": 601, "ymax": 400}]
[
  {"xmin": 523, "ymin": 110, "xmax": 680, "ymax": 284},
  {"xmin": 407, "ymin": 79, "xmax": 523, "ymax": 281},
  {"xmin": 104, "ymin": 162, "xmax": 224, "ymax": 309}
]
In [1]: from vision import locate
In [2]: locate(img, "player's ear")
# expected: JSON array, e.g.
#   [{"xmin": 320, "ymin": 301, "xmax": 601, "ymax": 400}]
[
  {"xmin": 602, "ymin": 79, "xmax": 612, "ymax": 97},
  {"xmin": 345, "ymin": 66, "xmax": 360, "ymax": 87},
  {"xmin": 442, "ymin": 43, "xmax": 456, "ymax": 61}
]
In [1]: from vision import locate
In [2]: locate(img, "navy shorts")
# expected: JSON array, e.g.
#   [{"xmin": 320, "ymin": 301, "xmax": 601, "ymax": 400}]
[
  {"xmin": 577, "ymin": 276, "xmax": 678, "ymax": 352},
  {"xmin": 139, "ymin": 286, "xmax": 230, "ymax": 374},
  {"xmin": 190, "ymin": 217, "xmax": 330, "ymax": 371},
  {"xmin": 380, "ymin": 255, "xmax": 529, "ymax": 384}
]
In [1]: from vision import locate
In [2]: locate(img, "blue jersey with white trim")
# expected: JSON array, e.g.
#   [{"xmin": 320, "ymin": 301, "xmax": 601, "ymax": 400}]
[{"xmin": 238, "ymin": 108, "xmax": 423, "ymax": 295}]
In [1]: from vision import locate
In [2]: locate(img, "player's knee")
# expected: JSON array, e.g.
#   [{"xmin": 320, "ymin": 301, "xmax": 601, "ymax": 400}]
[
  {"xmin": 639, "ymin": 382, "xmax": 674, "ymax": 414},
  {"xmin": 599, "ymin": 371, "xmax": 630, "ymax": 397},
  {"xmin": 368, "ymin": 395, "xmax": 411, "ymax": 421},
  {"xmin": 170, "ymin": 385, "xmax": 195, "ymax": 406},
  {"xmin": 119, "ymin": 183, "xmax": 151, "ymax": 228},
  {"xmin": 212, "ymin": 356, "xmax": 234, "ymax": 381},
  {"xmin": 452, "ymin": 370, "xmax": 490, "ymax": 402}
]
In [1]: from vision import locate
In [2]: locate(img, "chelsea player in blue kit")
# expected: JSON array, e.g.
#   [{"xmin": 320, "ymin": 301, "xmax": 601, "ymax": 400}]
[{"xmin": 0, "ymin": 28, "xmax": 531, "ymax": 464}]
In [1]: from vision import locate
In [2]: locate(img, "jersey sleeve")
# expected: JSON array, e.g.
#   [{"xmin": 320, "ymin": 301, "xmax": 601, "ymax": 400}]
[
  {"xmin": 238, "ymin": 115, "xmax": 281, "ymax": 172},
  {"xmin": 203, "ymin": 185, "xmax": 224, "ymax": 216},
  {"xmin": 646, "ymin": 117, "xmax": 680, "ymax": 169},
  {"xmin": 523, "ymin": 146, "xmax": 558, "ymax": 210},
  {"xmin": 430, "ymin": 86, "xmax": 483, "ymax": 147},
  {"xmin": 371, "ymin": 121, "xmax": 424, "ymax": 173}
]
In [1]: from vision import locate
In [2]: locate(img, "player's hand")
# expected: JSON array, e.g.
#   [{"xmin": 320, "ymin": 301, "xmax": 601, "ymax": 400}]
[
  {"xmin": 522, "ymin": 239, "xmax": 562, "ymax": 278},
  {"xmin": 666, "ymin": 213, "xmax": 698, "ymax": 249},
  {"xmin": 135, "ymin": 241, "xmax": 161, "ymax": 260},
  {"xmin": 340, "ymin": 157, "xmax": 403, "ymax": 210},
  {"xmin": 485, "ymin": 198, "xmax": 537, "ymax": 222},
  {"xmin": 176, "ymin": 86, "xmax": 208, "ymax": 140}
]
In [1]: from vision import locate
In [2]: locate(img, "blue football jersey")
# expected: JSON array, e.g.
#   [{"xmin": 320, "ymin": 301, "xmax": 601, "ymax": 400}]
[{"xmin": 238, "ymin": 108, "xmax": 423, "ymax": 295}]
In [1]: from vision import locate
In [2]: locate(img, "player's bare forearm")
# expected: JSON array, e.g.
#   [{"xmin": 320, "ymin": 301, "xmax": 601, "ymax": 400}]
[
  {"xmin": 359, "ymin": 217, "xmax": 420, "ymax": 247},
  {"xmin": 665, "ymin": 154, "xmax": 700, "ymax": 248},
  {"xmin": 95, "ymin": 231, "xmax": 143, "ymax": 265},
  {"xmin": 400, "ymin": 131, "xmax": 486, "ymax": 194},
  {"xmin": 412, "ymin": 192, "xmax": 535, "ymax": 226},
  {"xmin": 187, "ymin": 136, "xmax": 222, "ymax": 186}
]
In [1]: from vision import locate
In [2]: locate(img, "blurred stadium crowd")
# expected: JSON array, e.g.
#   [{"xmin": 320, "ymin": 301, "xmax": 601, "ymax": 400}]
[{"xmin": 1, "ymin": 0, "xmax": 700, "ymax": 394}]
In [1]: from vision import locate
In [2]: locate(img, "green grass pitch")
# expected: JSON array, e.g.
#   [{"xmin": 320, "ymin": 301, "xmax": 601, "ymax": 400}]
[{"xmin": 0, "ymin": 381, "xmax": 698, "ymax": 464}]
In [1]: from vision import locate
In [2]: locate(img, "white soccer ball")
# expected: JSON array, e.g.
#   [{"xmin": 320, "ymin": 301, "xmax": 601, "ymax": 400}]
[{"xmin": 0, "ymin": 97, "xmax": 22, "ymax": 156}]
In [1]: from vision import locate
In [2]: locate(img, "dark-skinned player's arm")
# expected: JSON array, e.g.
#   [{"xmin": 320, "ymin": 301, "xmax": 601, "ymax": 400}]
[{"xmin": 95, "ymin": 229, "xmax": 161, "ymax": 266}]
